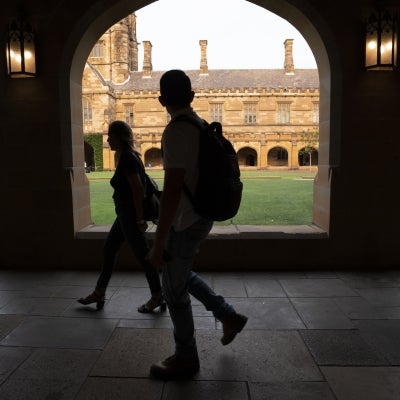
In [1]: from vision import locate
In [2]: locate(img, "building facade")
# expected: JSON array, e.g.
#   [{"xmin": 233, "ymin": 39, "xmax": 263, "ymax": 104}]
[{"xmin": 82, "ymin": 14, "xmax": 319, "ymax": 171}]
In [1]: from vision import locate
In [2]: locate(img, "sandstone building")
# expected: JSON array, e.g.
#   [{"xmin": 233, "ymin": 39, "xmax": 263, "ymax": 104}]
[{"xmin": 82, "ymin": 13, "xmax": 319, "ymax": 171}]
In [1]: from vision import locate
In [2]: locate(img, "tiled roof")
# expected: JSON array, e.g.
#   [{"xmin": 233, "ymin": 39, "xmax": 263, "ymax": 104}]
[{"xmin": 114, "ymin": 69, "xmax": 319, "ymax": 92}]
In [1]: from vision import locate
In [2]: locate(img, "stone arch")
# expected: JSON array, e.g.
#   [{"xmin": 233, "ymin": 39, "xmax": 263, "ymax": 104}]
[
  {"xmin": 63, "ymin": 0, "xmax": 335, "ymax": 232},
  {"xmin": 144, "ymin": 148, "xmax": 163, "ymax": 168},
  {"xmin": 268, "ymin": 146, "xmax": 289, "ymax": 167},
  {"xmin": 298, "ymin": 147, "xmax": 319, "ymax": 166},
  {"xmin": 237, "ymin": 147, "xmax": 258, "ymax": 167}
]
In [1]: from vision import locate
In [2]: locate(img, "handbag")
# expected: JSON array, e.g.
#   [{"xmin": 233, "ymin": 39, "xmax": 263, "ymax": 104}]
[
  {"xmin": 132, "ymin": 151, "xmax": 161, "ymax": 224},
  {"xmin": 143, "ymin": 173, "xmax": 161, "ymax": 224}
]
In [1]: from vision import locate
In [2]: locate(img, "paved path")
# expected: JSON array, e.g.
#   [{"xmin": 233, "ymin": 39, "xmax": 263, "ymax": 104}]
[{"xmin": 1, "ymin": 269, "xmax": 400, "ymax": 399}]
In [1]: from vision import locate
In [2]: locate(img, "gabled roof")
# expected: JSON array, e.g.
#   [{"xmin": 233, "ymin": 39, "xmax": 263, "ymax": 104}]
[{"xmin": 115, "ymin": 69, "xmax": 319, "ymax": 92}]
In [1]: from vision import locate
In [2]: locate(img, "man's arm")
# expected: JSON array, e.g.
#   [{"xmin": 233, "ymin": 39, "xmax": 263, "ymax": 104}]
[{"xmin": 148, "ymin": 167, "xmax": 185, "ymax": 268}]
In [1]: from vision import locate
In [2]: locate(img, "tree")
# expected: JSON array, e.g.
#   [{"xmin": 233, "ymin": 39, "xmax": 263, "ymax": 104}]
[{"xmin": 300, "ymin": 130, "xmax": 319, "ymax": 170}]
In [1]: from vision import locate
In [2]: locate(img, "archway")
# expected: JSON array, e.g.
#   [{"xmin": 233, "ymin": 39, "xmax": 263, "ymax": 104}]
[
  {"xmin": 144, "ymin": 148, "xmax": 163, "ymax": 168},
  {"xmin": 298, "ymin": 147, "xmax": 319, "ymax": 166},
  {"xmin": 237, "ymin": 147, "xmax": 258, "ymax": 167},
  {"xmin": 64, "ymin": 0, "xmax": 335, "ymax": 232},
  {"xmin": 268, "ymin": 146, "xmax": 289, "ymax": 167}
]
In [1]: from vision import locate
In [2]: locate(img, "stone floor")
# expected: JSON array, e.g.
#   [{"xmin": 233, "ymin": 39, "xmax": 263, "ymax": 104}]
[{"xmin": 1, "ymin": 268, "xmax": 400, "ymax": 399}]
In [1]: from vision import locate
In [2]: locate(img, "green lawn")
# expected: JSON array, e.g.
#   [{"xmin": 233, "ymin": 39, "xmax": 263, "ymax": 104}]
[{"xmin": 86, "ymin": 170, "xmax": 316, "ymax": 225}]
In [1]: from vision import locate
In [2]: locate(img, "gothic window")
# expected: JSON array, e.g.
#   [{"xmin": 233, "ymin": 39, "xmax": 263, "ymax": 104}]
[
  {"xmin": 210, "ymin": 103, "xmax": 223, "ymax": 123},
  {"xmin": 90, "ymin": 41, "xmax": 104, "ymax": 58},
  {"xmin": 125, "ymin": 104, "xmax": 134, "ymax": 126},
  {"xmin": 244, "ymin": 103, "xmax": 257, "ymax": 124},
  {"xmin": 82, "ymin": 98, "xmax": 92, "ymax": 124},
  {"xmin": 312, "ymin": 102, "xmax": 319, "ymax": 124},
  {"xmin": 278, "ymin": 103, "xmax": 291, "ymax": 124}
]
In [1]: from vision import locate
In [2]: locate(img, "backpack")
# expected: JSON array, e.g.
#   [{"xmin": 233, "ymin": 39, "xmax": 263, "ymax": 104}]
[
  {"xmin": 169, "ymin": 115, "xmax": 243, "ymax": 221},
  {"xmin": 132, "ymin": 152, "xmax": 161, "ymax": 224}
]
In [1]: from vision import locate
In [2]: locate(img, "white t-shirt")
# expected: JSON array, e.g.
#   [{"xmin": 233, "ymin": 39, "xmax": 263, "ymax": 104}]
[{"xmin": 162, "ymin": 107, "xmax": 202, "ymax": 231}]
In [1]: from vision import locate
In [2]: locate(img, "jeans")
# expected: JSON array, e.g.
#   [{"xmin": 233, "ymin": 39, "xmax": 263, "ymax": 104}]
[
  {"xmin": 96, "ymin": 202, "xmax": 162, "ymax": 295},
  {"xmin": 163, "ymin": 217, "xmax": 236, "ymax": 356}
]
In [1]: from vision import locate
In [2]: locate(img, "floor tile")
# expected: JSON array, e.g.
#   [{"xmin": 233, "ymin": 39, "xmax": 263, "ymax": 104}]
[
  {"xmin": 0, "ymin": 348, "xmax": 99, "ymax": 400},
  {"xmin": 280, "ymin": 279, "xmax": 357, "ymax": 297},
  {"xmin": 91, "ymin": 328, "xmax": 175, "ymax": 377},
  {"xmin": 0, "ymin": 291, "xmax": 23, "ymax": 307},
  {"xmin": 243, "ymin": 271, "xmax": 307, "ymax": 280},
  {"xmin": 304, "ymin": 270, "xmax": 338, "ymax": 279},
  {"xmin": 0, "ymin": 315, "xmax": 25, "ymax": 340},
  {"xmin": 112, "ymin": 271, "xmax": 151, "ymax": 287},
  {"xmin": 0, "ymin": 347, "xmax": 33, "ymax": 385},
  {"xmin": 378, "ymin": 306, "xmax": 400, "ymax": 319},
  {"xmin": 163, "ymin": 380, "xmax": 249, "ymax": 400},
  {"xmin": 75, "ymin": 377, "xmax": 163, "ymax": 400},
  {"xmin": 322, "ymin": 366, "xmax": 400, "ymax": 400},
  {"xmin": 333, "ymin": 296, "xmax": 384, "ymax": 319},
  {"xmin": 300, "ymin": 329, "xmax": 388, "ymax": 365},
  {"xmin": 355, "ymin": 287, "xmax": 400, "ymax": 307},
  {"xmin": 291, "ymin": 298, "xmax": 354, "ymax": 329},
  {"xmin": 46, "ymin": 270, "xmax": 102, "ymax": 286},
  {"xmin": 249, "ymin": 381, "xmax": 336, "ymax": 400},
  {"xmin": 117, "ymin": 318, "xmax": 159, "ymax": 329},
  {"xmin": 117, "ymin": 316, "xmax": 215, "ymax": 330},
  {"xmin": 0, "ymin": 297, "xmax": 73, "ymax": 316},
  {"xmin": 0, "ymin": 316, "xmax": 118, "ymax": 349},
  {"xmin": 223, "ymin": 298, "xmax": 305, "ymax": 329},
  {"xmin": 191, "ymin": 304, "xmax": 214, "ymax": 317},
  {"xmin": 213, "ymin": 278, "xmax": 247, "ymax": 297},
  {"xmin": 196, "ymin": 330, "xmax": 323, "ymax": 382},
  {"xmin": 0, "ymin": 378, "xmax": 79, "ymax": 400},
  {"xmin": 244, "ymin": 279, "xmax": 287, "ymax": 297},
  {"xmin": 355, "ymin": 320, "xmax": 400, "ymax": 364},
  {"xmin": 337, "ymin": 270, "xmax": 400, "ymax": 288}
]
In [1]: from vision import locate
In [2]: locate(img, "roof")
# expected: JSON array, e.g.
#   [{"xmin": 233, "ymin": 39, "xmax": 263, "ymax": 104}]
[{"xmin": 115, "ymin": 69, "xmax": 319, "ymax": 92}]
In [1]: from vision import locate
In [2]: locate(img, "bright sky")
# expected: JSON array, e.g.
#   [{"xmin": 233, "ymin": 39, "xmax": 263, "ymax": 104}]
[{"xmin": 135, "ymin": 0, "xmax": 317, "ymax": 71}]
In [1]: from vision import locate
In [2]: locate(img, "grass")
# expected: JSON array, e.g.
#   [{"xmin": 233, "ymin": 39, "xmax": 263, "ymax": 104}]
[{"xmin": 86, "ymin": 170, "xmax": 316, "ymax": 225}]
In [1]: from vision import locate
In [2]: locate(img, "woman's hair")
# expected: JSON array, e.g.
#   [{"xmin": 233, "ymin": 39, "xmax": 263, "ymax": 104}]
[{"xmin": 108, "ymin": 120, "xmax": 134, "ymax": 149}]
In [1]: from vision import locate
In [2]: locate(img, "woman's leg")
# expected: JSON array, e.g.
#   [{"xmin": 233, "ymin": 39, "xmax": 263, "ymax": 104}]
[
  {"xmin": 118, "ymin": 210, "xmax": 162, "ymax": 295},
  {"xmin": 95, "ymin": 218, "xmax": 125, "ymax": 294}
]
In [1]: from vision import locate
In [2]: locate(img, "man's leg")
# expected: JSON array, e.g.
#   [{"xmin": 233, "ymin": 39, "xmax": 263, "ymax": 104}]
[
  {"xmin": 188, "ymin": 271, "xmax": 248, "ymax": 345},
  {"xmin": 150, "ymin": 218, "xmax": 212, "ymax": 379}
]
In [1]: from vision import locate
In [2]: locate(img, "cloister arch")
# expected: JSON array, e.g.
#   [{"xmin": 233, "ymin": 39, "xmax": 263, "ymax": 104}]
[
  {"xmin": 237, "ymin": 147, "xmax": 258, "ymax": 167},
  {"xmin": 268, "ymin": 146, "xmax": 289, "ymax": 167},
  {"xmin": 144, "ymin": 148, "xmax": 163, "ymax": 168},
  {"xmin": 62, "ymin": 0, "xmax": 336, "ymax": 233},
  {"xmin": 299, "ymin": 147, "xmax": 319, "ymax": 167}
]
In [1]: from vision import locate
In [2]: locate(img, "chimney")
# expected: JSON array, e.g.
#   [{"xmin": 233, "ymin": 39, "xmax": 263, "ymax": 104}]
[
  {"xmin": 284, "ymin": 39, "xmax": 295, "ymax": 74},
  {"xmin": 142, "ymin": 40, "xmax": 152, "ymax": 78},
  {"xmin": 199, "ymin": 40, "xmax": 208, "ymax": 75}
]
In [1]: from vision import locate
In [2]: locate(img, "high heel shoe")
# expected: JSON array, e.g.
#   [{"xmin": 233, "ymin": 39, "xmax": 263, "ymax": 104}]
[
  {"xmin": 138, "ymin": 296, "xmax": 167, "ymax": 313},
  {"xmin": 77, "ymin": 291, "xmax": 105, "ymax": 310}
]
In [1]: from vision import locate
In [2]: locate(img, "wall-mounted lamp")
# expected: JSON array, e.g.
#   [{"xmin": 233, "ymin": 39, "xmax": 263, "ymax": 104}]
[
  {"xmin": 365, "ymin": 6, "xmax": 398, "ymax": 70},
  {"xmin": 6, "ymin": 17, "xmax": 37, "ymax": 78}
]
